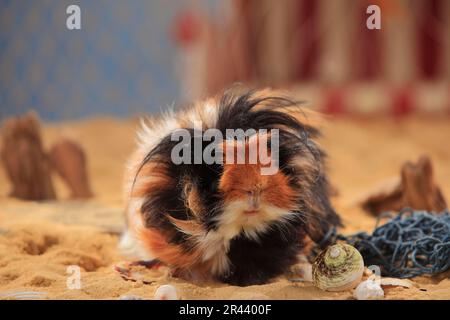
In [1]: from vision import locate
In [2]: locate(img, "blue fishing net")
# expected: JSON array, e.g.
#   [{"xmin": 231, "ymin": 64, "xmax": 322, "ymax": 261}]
[{"xmin": 334, "ymin": 208, "xmax": 450, "ymax": 278}]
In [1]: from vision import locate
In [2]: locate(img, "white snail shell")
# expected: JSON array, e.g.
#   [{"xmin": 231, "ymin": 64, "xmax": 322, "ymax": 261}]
[
  {"xmin": 312, "ymin": 244, "xmax": 364, "ymax": 292},
  {"xmin": 354, "ymin": 279, "xmax": 384, "ymax": 300},
  {"xmin": 380, "ymin": 277, "xmax": 414, "ymax": 288},
  {"xmin": 154, "ymin": 284, "xmax": 179, "ymax": 300}
]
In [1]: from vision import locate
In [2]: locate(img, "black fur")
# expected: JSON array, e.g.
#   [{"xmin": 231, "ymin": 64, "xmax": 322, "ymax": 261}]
[
  {"xmin": 221, "ymin": 218, "xmax": 306, "ymax": 286},
  {"xmin": 139, "ymin": 130, "xmax": 223, "ymax": 250},
  {"xmin": 133, "ymin": 88, "xmax": 341, "ymax": 285}
]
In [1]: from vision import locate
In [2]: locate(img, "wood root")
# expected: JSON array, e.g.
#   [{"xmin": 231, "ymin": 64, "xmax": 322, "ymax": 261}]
[
  {"xmin": 362, "ymin": 155, "xmax": 447, "ymax": 215},
  {"xmin": 49, "ymin": 139, "xmax": 93, "ymax": 199},
  {"xmin": 0, "ymin": 112, "xmax": 56, "ymax": 200}
]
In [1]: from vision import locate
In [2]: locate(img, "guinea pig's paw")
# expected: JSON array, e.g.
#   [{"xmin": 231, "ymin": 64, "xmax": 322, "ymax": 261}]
[{"xmin": 114, "ymin": 259, "xmax": 169, "ymax": 284}]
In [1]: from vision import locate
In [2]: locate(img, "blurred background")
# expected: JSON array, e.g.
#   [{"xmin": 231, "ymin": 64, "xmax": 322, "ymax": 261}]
[{"xmin": 1, "ymin": 0, "xmax": 449, "ymax": 121}]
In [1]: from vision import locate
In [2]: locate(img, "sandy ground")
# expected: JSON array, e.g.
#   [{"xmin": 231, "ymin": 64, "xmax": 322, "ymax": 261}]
[{"xmin": 0, "ymin": 116, "xmax": 449, "ymax": 300}]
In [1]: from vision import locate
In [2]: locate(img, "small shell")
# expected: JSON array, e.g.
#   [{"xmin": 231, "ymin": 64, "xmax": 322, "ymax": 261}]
[
  {"xmin": 354, "ymin": 280, "xmax": 384, "ymax": 300},
  {"xmin": 114, "ymin": 260, "xmax": 169, "ymax": 284},
  {"xmin": 312, "ymin": 244, "xmax": 364, "ymax": 292},
  {"xmin": 154, "ymin": 285, "xmax": 179, "ymax": 300},
  {"xmin": 0, "ymin": 290, "xmax": 47, "ymax": 300},
  {"xmin": 380, "ymin": 277, "xmax": 414, "ymax": 288}
]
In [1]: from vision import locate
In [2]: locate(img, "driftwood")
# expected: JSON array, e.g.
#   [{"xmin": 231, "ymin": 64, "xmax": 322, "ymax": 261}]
[
  {"xmin": 49, "ymin": 139, "xmax": 93, "ymax": 199},
  {"xmin": 362, "ymin": 155, "xmax": 447, "ymax": 215},
  {"xmin": 0, "ymin": 112, "xmax": 56, "ymax": 200}
]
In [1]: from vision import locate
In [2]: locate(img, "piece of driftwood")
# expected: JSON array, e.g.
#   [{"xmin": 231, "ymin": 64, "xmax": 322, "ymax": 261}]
[
  {"xmin": 362, "ymin": 155, "xmax": 447, "ymax": 215},
  {"xmin": 49, "ymin": 139, "xmax": 93, "ymax": 199},
  {"xmin": 0, "ymin": 112, "xmax": 56, "ymax": 200}
]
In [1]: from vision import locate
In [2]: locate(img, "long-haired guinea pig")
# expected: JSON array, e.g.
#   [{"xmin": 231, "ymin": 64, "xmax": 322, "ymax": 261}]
[{"xmin": 120, "ymin": 88, "xmax": 341, "ymax": 286}]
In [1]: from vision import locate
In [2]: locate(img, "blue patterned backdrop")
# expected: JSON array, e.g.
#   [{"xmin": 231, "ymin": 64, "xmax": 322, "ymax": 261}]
[{"xmin": 0, "ymin": 0, "xmax": 211, "ymax": 121}]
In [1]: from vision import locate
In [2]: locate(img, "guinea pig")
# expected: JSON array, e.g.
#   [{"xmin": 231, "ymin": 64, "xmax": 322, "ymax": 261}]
[{"xmin": 119, "ymin": 88, "xmax": 341, "ymax": 286}]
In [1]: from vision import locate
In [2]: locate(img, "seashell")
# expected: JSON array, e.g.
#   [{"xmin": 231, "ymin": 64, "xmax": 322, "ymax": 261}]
[
  {"xmin": 114, "ymin": 260, "xmax": 169, "ymax": 284},
  {"xmin": 312, "ymin": 243, "xmax": 364, "ymax": 292},
  {"xmin": 380, "ymin": 277, "xmax": 415, "ymax": 288},
  {"xmin": 354, "ymin": 279, "xmax": 384, "ymax": 300},
  {"xmin": 0, "ymin": 290, "xmax": 47, "ymax": 300},
  {"xmin": 154, "ymin": 284, "xmax": 179, "ymax": 300}
]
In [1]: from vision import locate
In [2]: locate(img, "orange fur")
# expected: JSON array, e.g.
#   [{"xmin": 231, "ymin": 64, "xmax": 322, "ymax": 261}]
[
  {"xmin": 137, "ymin": 223, "xmax": 202, "ymax": 270},
  {"xmin": 182, "ymin": 180, "xmax": 205, "ymax": 218},
  {"xmin": 167, "ymin": 215, "xmax": 205, "ymax": 236},
  {"xmin": 219, "ymin": 163, "xmax": 295, "ymax": 210},
  {"xmin": 219, "ymin": 134, "xmax": 296, "ymax": 211},
  {"xmin": 131, "ymin": 163, "xmax": 174, "ymax": 198}
]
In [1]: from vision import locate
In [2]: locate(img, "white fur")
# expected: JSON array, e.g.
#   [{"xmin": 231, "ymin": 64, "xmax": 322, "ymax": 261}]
[
  {"xmin": 135, "ymin": 99, "xmax": 221, "ymax": 157},
  {"xmin": 118, "ymin": 230, "xmax": 153, "ymax": 260},
  {"xmin": 119, "ymin": 197, "xmax": 155, "ymax": 260},
  {"xmin": 199, "ymin": 101, "xmax": 219, "ymax": 127},
  {"xmin": 215, "ymin": 201, "xmax": 296, "ymax": 241},
  {"xmin": 195, "ymin": 201, "xmax": 295, "ymax": 276},
  {"xmin": 136, "ymin": 111, "xmax": 180, "ymax": 155}
]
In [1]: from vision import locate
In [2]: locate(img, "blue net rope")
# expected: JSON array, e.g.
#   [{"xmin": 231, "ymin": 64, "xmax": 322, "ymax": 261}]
[{"xmin": 327, "ymin": 208, "xmax": 450, "ymax": 278}]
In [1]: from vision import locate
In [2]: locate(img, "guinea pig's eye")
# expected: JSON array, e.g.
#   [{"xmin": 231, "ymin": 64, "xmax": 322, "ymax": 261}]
[{"xmin": 246, "ymin": 191, "xmax": 253, "ymax": 196}]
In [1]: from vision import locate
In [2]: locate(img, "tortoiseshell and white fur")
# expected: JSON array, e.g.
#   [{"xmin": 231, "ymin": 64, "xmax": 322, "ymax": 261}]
[{"xmin": 119, "ymin": 88, "xmax": 341, "ymax": 285}]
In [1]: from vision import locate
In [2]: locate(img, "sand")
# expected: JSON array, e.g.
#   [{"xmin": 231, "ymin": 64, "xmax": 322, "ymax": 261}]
[{"xmin": 0, "ymin": 116, "xmax": 449, "ymax": 300}]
